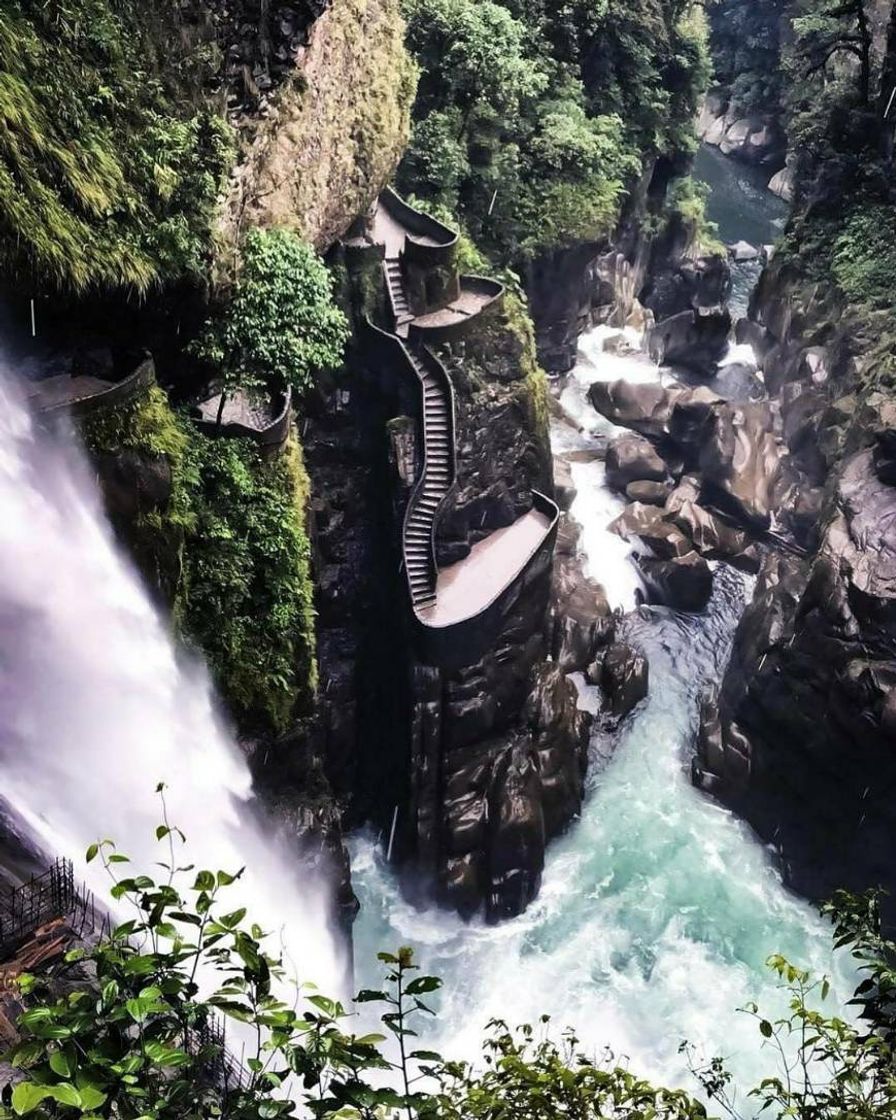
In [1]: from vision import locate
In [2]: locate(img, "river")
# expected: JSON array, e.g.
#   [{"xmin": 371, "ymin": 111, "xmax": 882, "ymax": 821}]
[{"xmin": 348, "ymin": 152, "xmax": 851, "ymax": 1104}]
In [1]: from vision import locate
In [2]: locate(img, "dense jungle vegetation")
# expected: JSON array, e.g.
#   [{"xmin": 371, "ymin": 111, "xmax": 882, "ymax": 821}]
[{"xmin": 398, "ymin": 0, "xmax": 712, "ymax": 260}]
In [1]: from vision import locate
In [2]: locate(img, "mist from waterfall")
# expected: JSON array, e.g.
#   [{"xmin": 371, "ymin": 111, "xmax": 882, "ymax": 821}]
[{"xmin": 0, "ymin": 370, "xmax": 344, "ymax": 997}]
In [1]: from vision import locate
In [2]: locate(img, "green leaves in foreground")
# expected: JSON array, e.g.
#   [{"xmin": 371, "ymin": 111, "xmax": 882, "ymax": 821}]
[{"xmin": 3, "ymin": 798, "xmax": 896, "ymax": 1119}]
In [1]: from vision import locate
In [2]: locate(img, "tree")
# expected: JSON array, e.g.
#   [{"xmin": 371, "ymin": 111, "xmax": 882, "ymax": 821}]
[
  {"xmin": 793, "ymin": 0, "xmax": 873, "ymax": 106},
  {"xmin": 192, "ymin": 229, "xmax": 348, "ymax": 419}
]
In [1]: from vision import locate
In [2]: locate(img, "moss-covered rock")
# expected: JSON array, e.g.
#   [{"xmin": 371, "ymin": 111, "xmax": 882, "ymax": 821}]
[
  {"xmin": 82, "ymin": 390, "xmax": 317, "ymax": 736},
  {"xmin": 178, "ymin": 432, "xmax": 317, "ymax": 734},
  {"xmin": 220, "ymin": 0, "xmax": 417, "ymax": 258}
]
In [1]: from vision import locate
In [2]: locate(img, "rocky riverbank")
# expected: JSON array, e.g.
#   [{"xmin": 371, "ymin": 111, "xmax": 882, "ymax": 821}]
[{"xmin": 690, "ymin": 255, "xmax": 896, "ymax": 920}]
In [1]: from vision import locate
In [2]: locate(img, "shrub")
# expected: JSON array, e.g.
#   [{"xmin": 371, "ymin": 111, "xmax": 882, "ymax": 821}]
[
  {"xmin": 193, "ymin": 230, "xmax": 349, "ymax": 401},
  {"xmin": 7, "ymin": 822, "xmax": 896, "ymax": 1120},
  {"xmin": 831, "ymin": 205, "xmax": 896, "ymax": 311}
]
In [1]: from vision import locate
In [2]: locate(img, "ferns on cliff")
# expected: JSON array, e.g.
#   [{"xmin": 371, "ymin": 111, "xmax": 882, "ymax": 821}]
[{"xmin": 0, "ymin": 1, "xmax": 232, "ymax": 293}]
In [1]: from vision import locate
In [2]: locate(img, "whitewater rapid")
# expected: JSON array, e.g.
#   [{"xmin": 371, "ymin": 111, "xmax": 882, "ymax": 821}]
[
  {"xmin": 349, "ymin": 325, "xmax": 853, "ymax": 1108},
  {"xmin": 0, "ymin": 374, "xmax": 344, "ymax": 996}
]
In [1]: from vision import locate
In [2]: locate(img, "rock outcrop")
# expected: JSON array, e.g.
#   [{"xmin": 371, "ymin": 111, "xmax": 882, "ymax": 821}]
[
  {"xmin": 692, "ymin": 258, "xmax": 896, "ymax": 919},
  {"xmin": 697, "ymin": 87, "xmax": 786, "ymax": 171},
  {"xmin": 221, "ymin": 0, "xmax": 415, "ymax": 257}
]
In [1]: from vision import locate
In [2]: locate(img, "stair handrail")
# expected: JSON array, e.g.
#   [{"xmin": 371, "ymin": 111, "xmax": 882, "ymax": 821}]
[
  {"xmin": 362, "ymin": 319, "xmax": 457, "ymax": 609},
  {"xmin": 381, "ymin": 259, "xmax": 405, "ymax": 334}
]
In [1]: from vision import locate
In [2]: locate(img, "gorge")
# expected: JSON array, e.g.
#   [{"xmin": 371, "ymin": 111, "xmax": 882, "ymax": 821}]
[{"xmin": 3, "ymin": 0, "xmax": 896, "ymax": 1116}]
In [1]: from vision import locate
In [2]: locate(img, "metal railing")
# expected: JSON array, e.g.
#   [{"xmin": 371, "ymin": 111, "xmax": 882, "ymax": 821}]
[{"xmin": 0, "ymin": 859, "xmax": 100, "ymax": 960}]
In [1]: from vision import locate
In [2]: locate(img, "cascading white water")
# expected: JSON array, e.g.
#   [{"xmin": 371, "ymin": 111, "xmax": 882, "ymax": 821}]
[
  {"xmin": 0, "ymin": 371, "xmax": 344, "ymax": 997},
  {"xmin": 349, "ymin": 323, "xmax": 855, "ymax": 1110}
]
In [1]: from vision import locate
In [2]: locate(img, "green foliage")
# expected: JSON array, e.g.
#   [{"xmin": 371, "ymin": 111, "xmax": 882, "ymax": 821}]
[
  {"xmin": 707, "ymin": 0, "xmax": 786, "ymax": 114},
  {"xmin": 81, "ymin": 386, "xmax": 195, "ymax": 601},
  {"xmin": 193, "ymin": 230, "xmax": 349, "ymax": 400},
  {"xmin": 10, "ymin": 825, "xmax": 896, "ymax": 1120},
  {"xmin": 831, "ymin": 205, "xmax": 896, "ymax": 310},
  {"xmin": 177, "ymin": 432, "xmax": 317, "ymax": 734},
  {"xmin": 83, "ymin": 390, "xmax": 317, "ymax": 734},
  {"xmin": 0, "ymin": 1, "xmax": 233, "ymax": 292},
  {"xmin": 399, "ymin": 0, "xmax": 709, "ymax": 261},
  {"xmin": 667, "ymin": 176, "xmax": 726, "ymax": 257}
]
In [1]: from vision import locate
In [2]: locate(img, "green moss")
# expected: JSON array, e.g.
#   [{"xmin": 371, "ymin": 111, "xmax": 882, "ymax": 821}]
[
  {"xmin": 504, "ymin": 292, "xmax": 550, "ymax": 443},
  {"xmin": 0, "ymin": 1, "xmax": 233, "ymax": 292},
  {"xmin": 81, "ymin": 386, "xmax": 195, "ymax": 599},
  {"xmin": 177, "ymin": 432, "xmax": 317, "ymax": 735},
  {"xmin": 82, "ymin": 388, "xmax": 317, "ymax": 735}
]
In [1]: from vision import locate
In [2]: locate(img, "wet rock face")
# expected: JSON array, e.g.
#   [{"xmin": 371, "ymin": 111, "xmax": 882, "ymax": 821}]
[
  {"xmin": 646, "ymin": 307, "xmax": 733, "ymax": 377},
  {"xmin": 696, "ymin": 454, "xmax": 896, "ymax": 909},
  {"xmin": 207, "ymin": 0, "xmax": 331, "ymax": 111},
  {"xmin": 599, "ymin": 644, "xmax": 649, "ymax": 718},
  {"xmin": 692, "ymin": 255, "xmax": 896, "ymax": 917}
]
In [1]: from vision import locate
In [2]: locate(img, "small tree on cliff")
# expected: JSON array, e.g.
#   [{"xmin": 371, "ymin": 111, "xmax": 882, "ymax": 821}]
[{"xmin": 192, "ymin": 229, "xmax": 348, "ymax": 422}]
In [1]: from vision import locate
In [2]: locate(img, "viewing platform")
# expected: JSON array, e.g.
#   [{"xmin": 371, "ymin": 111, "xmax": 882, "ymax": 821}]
[
  {"xmin": 26, "ymin": 356, "xmax": 155, "ymax": 419},
  {"xmin": 367, "ymin": 189, "xmax": 559, "ymax": 669},
  {"xmin": 192, "ymin": 386, "xmax": 293, "ymax": 453}
]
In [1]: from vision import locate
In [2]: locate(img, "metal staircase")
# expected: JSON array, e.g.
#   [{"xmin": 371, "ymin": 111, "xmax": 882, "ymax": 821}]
[
  {"xmin": 404, "ymin": 349, "xmax": 454, "ymax": 609},
  {"xmin": 385, "ymin": 257, "xmax": 413, "ymax": 336}
]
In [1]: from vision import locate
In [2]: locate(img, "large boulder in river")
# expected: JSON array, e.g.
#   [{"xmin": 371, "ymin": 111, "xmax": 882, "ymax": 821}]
[
  {"xmin": 668, "ymin": 500, "xmax": 761, "ymax": 574},
  {"xmin": 646, "ymin": 307, "xmax": 732, "ymax": 377},
  {"xmin": 605, "ymin": 433, "xmax": 667, "ymax": 492},
  {"xmin": 698, "ymin": 401, "xmax": 781, "ymax": 529},
  {"xmin": 639, "ymin": 551, "xmax": 714, "ymax": 613},
  {"xmin": 588, "ymin": 380, "xmax": 676, "ymax": 440},
  {"xmin": 600, "ymin": 643, "xmax": 649, "ymax": 718}
]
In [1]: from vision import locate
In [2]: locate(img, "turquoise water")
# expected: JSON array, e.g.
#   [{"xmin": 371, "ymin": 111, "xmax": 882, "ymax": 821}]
[
  {"xmin": 349, "ymin": 560, "xmax": 851, "ymax": 1104},
  {"xmin": 693, "ymin": 144, "xmax": 789, "ymax": 320}
]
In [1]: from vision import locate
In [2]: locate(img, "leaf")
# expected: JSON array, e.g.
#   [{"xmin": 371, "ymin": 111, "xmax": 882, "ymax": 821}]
[
  {"xmin": 405, "ymin": 976, "xmax": 441, "ymax": 996},
  {"xmin": 85, "ymin": 844, "xmax": 99, "ymax": 864},
  {"xmin": 356, "ymin": 989, "xmax": 387, "ymax": 1003},
  {"xmin": 49, "ymin": 1051, "xmax": 71, "ymax": 1078},
  {"xmin": 194, "ymin": 870, "xmax": 215, "ymax": 892},
  {"xmin": 11, "ymin": 1083, "xmax": 51, "ymax": 1115},
  {"xmin": 759, "ymin": 1020, "xmax": 773, "ymax": 1039},
  {"xmin": 77, "ymin": 1087, "xmax": 107, "ymax": 1110},
  {"xmin": 47, "ymin": 1084, "xmax": 82, "ymax": 1108},
  {"xmin": 410, "ymin": 1049, "xmax": 442, "ymax": 1062}
]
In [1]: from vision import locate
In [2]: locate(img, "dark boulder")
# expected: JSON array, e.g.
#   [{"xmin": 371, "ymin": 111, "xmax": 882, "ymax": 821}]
[
  {"xmin": 625, "ymin": 479, "xmax": 670, "ymax": 506},
  {"xmin": 600, "ymin": 643, "xmax": 649, "ymax": 717},
  {"xmin": 639, "ymin": 551, "xmax": 714, "ymax": 613},
  {"xmin": 647, "ymin": 307, "xmax": 732, "ymax": 377},
  {"xmin": 605, "ymin": 433, "xmax": 667, "ymax": 493}
]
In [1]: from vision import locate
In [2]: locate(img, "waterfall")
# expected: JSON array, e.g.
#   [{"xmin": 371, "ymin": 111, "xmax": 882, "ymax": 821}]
[{"xmin": 0, "ymin": 370, "xmax": 344, "ymax": 996}]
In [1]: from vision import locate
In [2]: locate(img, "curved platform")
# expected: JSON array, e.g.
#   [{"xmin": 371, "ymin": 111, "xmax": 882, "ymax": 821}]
[
  {"xmin": 192, "ymin": 387, "xmax": 293, "ymax": 452},
  {"xmin": 26, "ymin": 357, "xmax": 155, "ymax": 419}
]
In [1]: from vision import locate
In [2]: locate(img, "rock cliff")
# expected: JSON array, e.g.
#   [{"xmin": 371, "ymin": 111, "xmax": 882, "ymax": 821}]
[{"xmin": 692, "ymin": 257, "xmax": 896, "ymax": 919}]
